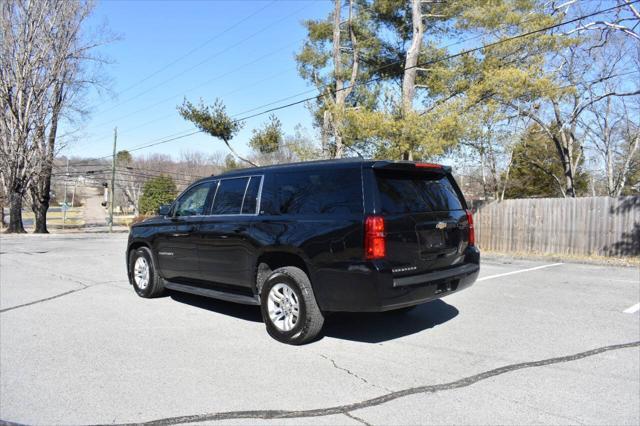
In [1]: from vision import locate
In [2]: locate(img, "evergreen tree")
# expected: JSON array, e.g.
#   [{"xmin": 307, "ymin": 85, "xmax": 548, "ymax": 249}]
[
  {"xmin": 505, "ymin": 125, "xmax": 589, "ymax": 198},
  {"xmin": 138, "ymin": 176, "xmax": 177, "ymax": 215}
]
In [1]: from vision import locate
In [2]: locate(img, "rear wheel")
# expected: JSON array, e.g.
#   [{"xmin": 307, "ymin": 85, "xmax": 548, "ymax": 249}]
[
  {"xmin": 129, "ymin": 247, "xmax": 165, "ymax": 298},
  {"xmin": 260, "ymin": 266, "xmax": 324, "ymax": 345}
]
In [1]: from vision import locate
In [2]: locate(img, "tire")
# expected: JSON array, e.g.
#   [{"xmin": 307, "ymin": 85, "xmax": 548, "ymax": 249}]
[
  {"xmin": 260, "ymin": 266, "xmax": 324, "ymax": 345},
  {"xmin": 128, "ymin": 246, "xmax": 165, "ymax": 298}
]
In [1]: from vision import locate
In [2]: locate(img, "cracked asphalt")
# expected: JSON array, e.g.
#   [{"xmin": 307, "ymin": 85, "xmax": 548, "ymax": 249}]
[{"xmin": 0, "ymin": 233, "xmax": 638, "ymax": 425}]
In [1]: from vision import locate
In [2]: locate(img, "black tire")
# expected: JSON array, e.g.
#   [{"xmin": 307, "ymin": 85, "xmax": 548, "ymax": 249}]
[
  {"xmin": 260, "ymin": 266, "xmax": 324, "ymax": 345},
  {"xmin": 128, "ymin": 246, "xmax": 165, "ymax": 298}
]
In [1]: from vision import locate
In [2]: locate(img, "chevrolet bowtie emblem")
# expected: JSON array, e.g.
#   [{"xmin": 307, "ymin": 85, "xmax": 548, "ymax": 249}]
[{"xmin": 436, "ymin": 222, "xmax": 447, "ymax": 230}]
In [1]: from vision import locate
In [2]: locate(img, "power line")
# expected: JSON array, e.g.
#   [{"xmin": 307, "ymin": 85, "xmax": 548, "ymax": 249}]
[
  {"xmin": 87, "ymin": 41, "xmax": 300, "ymax": 133},
  {"xmin": 91, "ymin": 0, "xmax": 278, "ymax": 110},
  {"xmin": 52, "ymin": 165, "xmax": 207, "ymax": 182},
  {"xmin": 67, "ymin": 2, "xmax": 638, "ymax": 164},
  {"xmin": 66, "ymin": 0, "xmax": 578, "ymax": 146},
  {"xmin": 94, "ymin": 3, "xmax": 312, "ymax": 118},
  {"xmin": 84, "ymin": 66, "xmax": 298, "ymax": 146}
]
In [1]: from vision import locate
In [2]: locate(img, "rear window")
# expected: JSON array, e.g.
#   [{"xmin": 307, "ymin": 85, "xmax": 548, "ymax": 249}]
[
  {"xmin": 376, "ymin": 171, "xmax": 463, "ymax": 214},
  {"xmin": 275, "ymin": 169, "xmax": 362, "ymax": 215}
]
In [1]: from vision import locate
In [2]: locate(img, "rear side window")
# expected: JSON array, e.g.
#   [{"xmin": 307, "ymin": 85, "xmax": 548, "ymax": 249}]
[
  {"xmin": 276, "ymin": 169, "xmax": 362, "ymax": 215},
  {"xmin": 211, "ymin": 177, "xmax": 249, "ymax": 215},
  {"xmin": 241, "ymin": 176, "xmax": 262, "ymax": 214},
  {"xmin": 376, "ymin": 171, "xmax": 463, "ymax": 214}
]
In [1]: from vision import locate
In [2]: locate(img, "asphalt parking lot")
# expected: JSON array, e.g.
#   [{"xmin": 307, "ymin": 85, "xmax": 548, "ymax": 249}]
[{"xmin": 0, "ymin": 233, "xmax": 638, "ymax": 425}]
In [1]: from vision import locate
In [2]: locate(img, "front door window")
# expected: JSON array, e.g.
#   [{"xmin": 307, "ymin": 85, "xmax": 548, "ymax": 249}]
[{"xmin": 174, "ymin": 183, "xmax": 214, "ymax": 217}]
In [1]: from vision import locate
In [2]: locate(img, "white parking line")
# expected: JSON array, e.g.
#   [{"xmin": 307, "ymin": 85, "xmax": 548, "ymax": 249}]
[
  {"xmin": 477, "ymin": 263, "xmax": 564, "ymax": 282},
  {"xmin": 623, "ymin": 303, "xmax": 640, "ymax": 314}
]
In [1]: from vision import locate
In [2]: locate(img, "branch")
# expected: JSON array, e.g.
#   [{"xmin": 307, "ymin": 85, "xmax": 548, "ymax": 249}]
[{"xmin": 566, "ymin": 20, "xmax": 640, "ymax": 41}]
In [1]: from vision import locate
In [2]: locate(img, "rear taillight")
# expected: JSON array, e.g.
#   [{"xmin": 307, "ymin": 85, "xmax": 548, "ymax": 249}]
[
  {"xmin": 415, "ymin": 162, "xmax": 443, "ymax": 169},
  {"xmin": 365, "ymin": 215, "xmax": 386, "ymax": 259},
  {"xmin": 466, "ymin": 209, "xmax": 475, "ymax": 246}
]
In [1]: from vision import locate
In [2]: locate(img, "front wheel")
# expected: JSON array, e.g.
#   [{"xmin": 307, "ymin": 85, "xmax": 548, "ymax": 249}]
[
  {"xmin": 260, "ymin": 267, "xmax": 324, "ymax": 345},
  {"xmin": 128, "ymin": 246, "xmax": 165, "ymax": 298}
]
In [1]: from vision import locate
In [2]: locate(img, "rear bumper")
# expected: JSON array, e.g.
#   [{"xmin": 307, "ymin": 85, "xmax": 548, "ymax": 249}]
[{"xmin": 313, "ymin": 246, "xmax": 480, "ymax": 312}]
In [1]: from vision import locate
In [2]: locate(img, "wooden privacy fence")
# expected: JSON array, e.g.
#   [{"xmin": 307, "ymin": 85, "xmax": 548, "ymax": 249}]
[{"xmin": 474, "ymin": 196, "xmax": 640, "ymax": 257}]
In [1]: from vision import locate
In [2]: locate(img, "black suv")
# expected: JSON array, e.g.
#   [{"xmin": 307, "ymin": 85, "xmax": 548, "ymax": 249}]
[{"xmin": 127, "ymin": 159, "xmax": 479, "ymax": 344}]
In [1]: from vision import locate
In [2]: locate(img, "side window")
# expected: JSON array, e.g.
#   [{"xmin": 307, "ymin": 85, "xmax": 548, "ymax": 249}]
[
  {"xmin": 211, "ymin": 177, "xmax": 249, "ymax": 215},
  {"xmin": 276, "ymin": 169, "xmax": 362, "ymax": 215},
  {"xmin": 241, "ymin": 176, "xmax": 262, "ymax": 214},
  {"xmin": 174, "ymin": 182, "xmax": 213, "ymax": 217}
]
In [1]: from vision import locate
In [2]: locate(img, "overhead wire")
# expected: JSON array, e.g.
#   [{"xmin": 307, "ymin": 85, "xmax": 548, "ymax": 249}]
[
  {"xmin": 62, "ymin": 1, "xmax": 578, "ymax": 152},
  {"xmin": 93, "ymin": 3, "xmax": 312, "ymax": 118},
  {"xmin": 63, "ymin": 2, "xmax": 637, "ymax": 166},
  {"xmin": 90, "ymin": 0, "xmax": 278, "ymax": 110}
]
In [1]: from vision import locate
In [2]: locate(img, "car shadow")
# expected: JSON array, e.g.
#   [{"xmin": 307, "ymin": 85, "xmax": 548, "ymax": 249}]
[
  {"xmin": 170, "ymin": 290, "xmax": 459, "ymax": 343},
  {"xmin": 168, "ymin": 291, "xmax": 263, "ymax": 323},
  {"xmin": 322, "ymin": 299, "xmax": 459, "ymax": 343}
]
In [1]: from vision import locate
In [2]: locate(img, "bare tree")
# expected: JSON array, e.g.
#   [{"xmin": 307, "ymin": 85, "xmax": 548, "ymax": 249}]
[
  {"xmin": 583, "ymin": 94, "xmax": 640, "ymax": 196},
  {"xmin": 0, "ymin": 0, "xmax": 109, "ymax": 233},
  {"xmin": 566, "ymin": 0, "xmax": 640, "ymax": 41},
  {"xmin": 500, "ymin": 30, "xmax": 639, "ymax": 197},
  {"xmin": 29, "ymin": 1, "xmax": 110, "ymax": 233},
  {"xmin": 1, "ymin": 0, "xmax": 56, "ymax": 232}
]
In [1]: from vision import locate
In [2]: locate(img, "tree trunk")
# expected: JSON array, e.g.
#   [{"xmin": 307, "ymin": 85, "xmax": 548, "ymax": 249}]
[
  {"xmin": 614, "ymin": 134, "xmax": 639, "ymax": 196},
  {"xmin": 7, "ymin": 190, "xmax": 26, "ymax": 233},
  {"xmin": 322, "ymin": 110, "xmax": 331, "ymax": 158},
  {"xmin": 402, "ymin": 0, "xmax": 424, "ymax": 115},
  {"xmin": 30, "ymin": 173, "xmax": 51, "ymax": 233},
  {"xmin": 32, "ymin": 201, "xmax": 48, "ymax": 233},
  {"xmin": 563, "ymin": 146, "xmax": 577, "ymax": 198},
  {"xmin": 331, "ymin": 0, "xmax": 344, "ymax": 159},
  {"xmin": 31, "ymin": 85, "xmax": 62, "ymax": 234},
  {"xmin": 401, "ymin": 0, "xmax": 425, "ymax": 160},
  {"xmin": 222, "ymin": 138, "xmax": 259, "ymax": 167},
  {"xmin": 552, "ymin": 131, "xmax": 577, "ymax": 198}
]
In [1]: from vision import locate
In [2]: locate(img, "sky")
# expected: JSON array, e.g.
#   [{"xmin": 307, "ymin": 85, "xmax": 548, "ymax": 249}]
[{"xmin": 62, "ymin": 0, "xmax": 331, "ymax": 161}]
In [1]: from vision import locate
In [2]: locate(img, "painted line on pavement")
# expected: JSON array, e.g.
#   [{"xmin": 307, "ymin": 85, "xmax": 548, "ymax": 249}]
[
  {"xmin": 477, "ymin": 263, "xmax": 564, "ymax": 282},
  {"xmin": 623, "ymin": 303, "xmax": 640, "ymax": 314}
]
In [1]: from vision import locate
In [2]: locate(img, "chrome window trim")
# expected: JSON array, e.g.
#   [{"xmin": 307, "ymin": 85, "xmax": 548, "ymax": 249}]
[
  {"xmin": 207, "ymin": 179, "xmax": 221, "ymax": 215},
  {"xmin": 239, "ymin": 177, "xmax": 251, "ymax": 214},
  {"xmin": 256, "ymin": 174, "xmax": 264, "ymax": 215},
  {"xmin": 203, "ymin": 174, "xmax": 264, "ymax": 217}
]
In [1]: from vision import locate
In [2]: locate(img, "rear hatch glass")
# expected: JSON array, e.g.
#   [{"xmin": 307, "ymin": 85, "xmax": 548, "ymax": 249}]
[{"xmin": 375, "ymin": 169, "xmax": 470, "ymax": 273}]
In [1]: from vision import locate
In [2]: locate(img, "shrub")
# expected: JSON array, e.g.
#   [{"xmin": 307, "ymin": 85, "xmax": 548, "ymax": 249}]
[{"xmin": 138, "ymin": 176, "xmax": 177, "ymax": 215}]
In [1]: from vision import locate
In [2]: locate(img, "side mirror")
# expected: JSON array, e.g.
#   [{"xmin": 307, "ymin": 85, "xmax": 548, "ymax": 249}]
[{"xmin": 158, "ymin": 204, "xmax": 171, "ymax": 216}]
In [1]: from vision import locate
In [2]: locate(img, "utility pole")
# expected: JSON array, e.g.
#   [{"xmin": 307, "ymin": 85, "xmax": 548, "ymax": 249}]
[
  {"xmin": 71, "ymin": 177, "xmax": 78, "ymax": 208},
  {"xmin": 109, "ymin": 127, "xmax": 117, "ymax": 233},
  {"xmin": 63, "ymin": 158, "xmax": 69, "ymax": 229}
]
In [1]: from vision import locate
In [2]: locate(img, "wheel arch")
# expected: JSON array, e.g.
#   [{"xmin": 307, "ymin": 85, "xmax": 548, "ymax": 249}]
[{"xmin": 254, "ymin": 249, "xmax": 312, "ymax": 296}]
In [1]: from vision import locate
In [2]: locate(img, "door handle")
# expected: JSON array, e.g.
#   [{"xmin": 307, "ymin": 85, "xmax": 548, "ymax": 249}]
[{"xmin": 170, "ymin": 226, "xmax": 194, "ymax": 237}]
